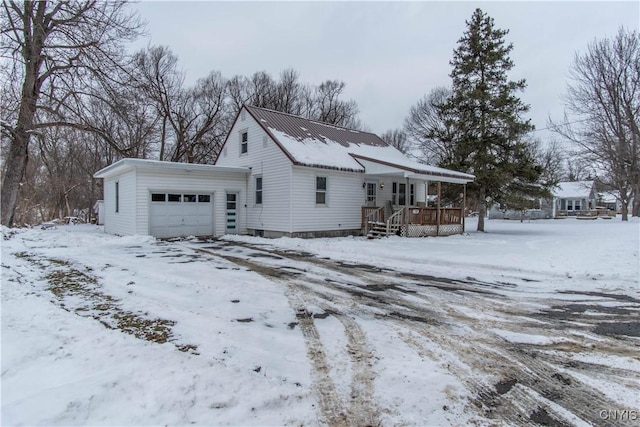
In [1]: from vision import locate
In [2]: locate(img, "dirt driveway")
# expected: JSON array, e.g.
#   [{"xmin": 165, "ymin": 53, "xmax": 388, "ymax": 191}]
[{"xmin": 191, "ymin": 239, "xmax": 639, "ymax": 427}]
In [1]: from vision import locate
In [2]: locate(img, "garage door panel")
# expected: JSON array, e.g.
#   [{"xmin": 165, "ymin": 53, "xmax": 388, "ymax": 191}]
[{"xmin": 149, "ymin": 192, "xmax": 213, "ymax": 238}]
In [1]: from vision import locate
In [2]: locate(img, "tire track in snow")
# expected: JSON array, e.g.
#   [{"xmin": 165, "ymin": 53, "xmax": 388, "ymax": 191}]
[
  {"xmin": 191, "ymin": 240, "xmax": 639, "ymax": 426},
  {"xmin": 196, "ymin": 248, "xmax": 380, "ymax": 426}
]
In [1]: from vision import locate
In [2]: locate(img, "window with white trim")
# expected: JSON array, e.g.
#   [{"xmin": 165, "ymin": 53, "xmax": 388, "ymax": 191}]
[
  {"xmin": 255, "ymin": 176, "xmax": 263, "ymax": 205},
  {"xmin": 392, "ymin": 182, "xmax": 414, "ymax": 206},
  {"xmin": 240, "ymin": 130, "xmax": 248, "ymax": 154},
  {"xmin": 316, "ymin": 176, "xmax": 327, "ymax": 205}
]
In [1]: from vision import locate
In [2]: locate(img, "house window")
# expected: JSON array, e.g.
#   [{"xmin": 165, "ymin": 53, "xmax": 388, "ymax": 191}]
[
  {"xmin": 393, "ymin": 182, "xmax": 407, "ymax": 205},
  {"xmin": 183, "ymin": 194, "xmax": 196, "ymax": 202},
  {"xmin": 240, "ymin": 130, "xmax": 248, "ymax": 154},
  {"xmin": 168, "ymin": 194, "xmax": 181, "ymax": 202},
  {"xmin": 198, "ymin": 194, "xmax": 210, "ymax": 203},
  {"xmin": 115, "ymin": 182, "xmax": 119, "ymax": 213},
  {"xmin": 255, "ymin": 176, "xmax": 263, "ymax": 205},
  {"xmin": 151, "ymin": 193, "xmax": 165, "ymax": 202},
  {"xmin": 410, "ymin": 184, "xmax": 415, "ymax": 206},
  {"xmin": 316, "ymin": 176, "xmax": 327, "ymax": 205}
]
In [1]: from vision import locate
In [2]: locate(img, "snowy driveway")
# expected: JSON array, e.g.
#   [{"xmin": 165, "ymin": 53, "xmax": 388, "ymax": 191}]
[
  {"xmin": 189, "ymin": 238, "xmax": 640, "ymax": 427},
  {"xmin": 2, "ymin": 221, "xmax": 639, "ymax": 426}
]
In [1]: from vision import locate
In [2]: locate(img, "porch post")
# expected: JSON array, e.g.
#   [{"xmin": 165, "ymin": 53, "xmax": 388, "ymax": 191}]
[
  {"xmin": 404, "ymin": 177, "xmax": 410, "ymax": 237},
  {"xmin": 462, "ymin": 183, "xmax": 466, "ymax": 233},
  {"xmin": 436, "ymin": 181, "xmax": 441, "ymax": 236}
]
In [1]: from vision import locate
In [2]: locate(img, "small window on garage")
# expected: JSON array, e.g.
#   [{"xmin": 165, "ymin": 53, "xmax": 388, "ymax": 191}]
[
  {"xmin": 183, "ymin": 194, "xmax": 196, "ymax": 202},
  {"xmin": 168, "ymin": 194, "xmax": 181, "ymax": 202},
  {"xmin": 115, "ymin": 182, "xmax": 119, "ymax": 212},
  {"xmin": 151, "ymin": 193, "xmax": 166, "ymax": 202},
  {"xmin": 198, "ymin": 194, "xmax": 210, "ymax": 203}
]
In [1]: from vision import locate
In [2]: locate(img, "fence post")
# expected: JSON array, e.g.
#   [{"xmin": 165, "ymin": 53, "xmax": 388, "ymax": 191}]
[
  {"xmin": 462, "ymin": 183, "xmax": 466, "ymax": 233},
  {"xmin": 436, "ymin": 182, "xmax": 441, "ymax": 236}
]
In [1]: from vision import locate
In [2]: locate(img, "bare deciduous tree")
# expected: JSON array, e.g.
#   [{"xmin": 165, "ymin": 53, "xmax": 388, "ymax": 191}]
[
  {"xmin": 552, "ymin": 27, "xmax": 640, "ymax": 220},
  {"xmin": 0, "ymin": 0, "xmax": 143, "ymax": 225},
  {"xmin": 380, "ymin": 128, "xmax": 409, "ymax": 153},
  {"xmin": 533, "ymin": 139, "xmax": 566, "ymax": 186},
  {"xmin": 312, "ymin": 80, "xmax": 360, "ymax": 128},
  {"xmin": 404, "ymin": 86, "xmax": 455, "ymax": 164}
]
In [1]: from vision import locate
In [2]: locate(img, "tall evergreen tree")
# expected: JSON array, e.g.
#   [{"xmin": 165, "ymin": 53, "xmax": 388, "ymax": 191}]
[{"xmin": 441, "ymin": 8, "xmax": 547, "ymax": 231}]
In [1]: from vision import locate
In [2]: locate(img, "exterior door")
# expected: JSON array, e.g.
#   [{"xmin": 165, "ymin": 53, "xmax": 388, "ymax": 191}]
[
  {"xmin": 365, "ymin": 182, "xmax": 377, "ymax": 206},
  {"xmin": 226, "ymin": 192, "xmax": 238, "ymax": 233}
]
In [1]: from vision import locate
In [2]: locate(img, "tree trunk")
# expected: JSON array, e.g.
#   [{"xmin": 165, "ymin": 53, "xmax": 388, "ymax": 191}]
[
  {"xmin": 1, "ymin": 1, "xmax": 46, "ymax": 226},
  {"xmin": 1, "ymin": 132, "xmax": 30, "ymax": 226},
  {"xmin": 621, "ymin": 201, "xmax": 629, "ymax": 221},
  {"xmin": 477, "ymin": 186, "xmax": 486, "ymax": 232}
]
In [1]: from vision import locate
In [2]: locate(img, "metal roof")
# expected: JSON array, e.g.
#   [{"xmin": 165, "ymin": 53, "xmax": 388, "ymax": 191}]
[
  {"xmin": 246, "ymin": 105, "xmax": 388, "ymax": 148},
  {"xmin": 244, "ymin": 105, "xmax": 474, "ymax": 183}
]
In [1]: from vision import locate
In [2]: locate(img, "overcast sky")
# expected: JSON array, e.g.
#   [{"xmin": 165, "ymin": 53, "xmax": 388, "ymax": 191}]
[{"xmin": 133, "ymin": 1, "xmax": 639, "ymax": 140}]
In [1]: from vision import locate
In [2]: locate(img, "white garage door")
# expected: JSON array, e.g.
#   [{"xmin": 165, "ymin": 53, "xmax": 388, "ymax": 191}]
[{"xmin": 149, "ymin": 192, "xmax": 213, "ymax": 238}]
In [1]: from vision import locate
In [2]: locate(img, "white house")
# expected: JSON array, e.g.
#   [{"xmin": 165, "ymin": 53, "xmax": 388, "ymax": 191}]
[
  {"xmin": 94, "ymin": 105, "xmax": 474, "ymax": 239},
  {"xmin": 552, "ymin": 181, "xmax": 597, "ymax": 217}
]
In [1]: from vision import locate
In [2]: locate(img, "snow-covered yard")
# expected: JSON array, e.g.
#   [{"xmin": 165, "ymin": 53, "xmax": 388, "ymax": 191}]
[{"xmin": 2, "ymin": 217, "xmax": 638, "ymax": 426}]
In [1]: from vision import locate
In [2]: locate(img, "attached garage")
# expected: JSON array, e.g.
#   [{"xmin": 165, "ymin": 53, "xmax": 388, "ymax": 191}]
[{"xmin": 93, "ymin": 159, "xmax": 248, "ymax": 238}]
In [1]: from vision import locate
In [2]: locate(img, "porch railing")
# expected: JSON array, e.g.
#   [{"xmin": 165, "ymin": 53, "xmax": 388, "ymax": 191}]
[
  {"xmin": 361, "ymin": 206, "xmax": 384, "ymax": 235},
  {"xmin": 386, "ymin": 209, "xmax": 405, "ymax": 235},
  {"xmin": 404, "ymin": 207, "xmax": 463, "ymax": 225},
  {"xmin": 362, "ymin": 206, "xmax": 465, "ymax": 237}
]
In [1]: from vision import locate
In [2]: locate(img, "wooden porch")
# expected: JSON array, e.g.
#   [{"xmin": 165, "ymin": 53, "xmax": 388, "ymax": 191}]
[{"xmin": 362, "ymin": 206, "xmax": 465, "ymax": 237}]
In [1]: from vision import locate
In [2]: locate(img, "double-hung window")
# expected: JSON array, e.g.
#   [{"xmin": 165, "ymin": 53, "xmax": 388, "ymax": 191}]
[
  {"xmin": 240, "ymin": 130, "xmax": 248, "ymax": 154},
  {"xmin": 316, "ymin": 176, "xmax": 327, "ymax": 205},
  {"xmin": 255, "ymin": 176, "xmax": 263, "ymax": 205}
]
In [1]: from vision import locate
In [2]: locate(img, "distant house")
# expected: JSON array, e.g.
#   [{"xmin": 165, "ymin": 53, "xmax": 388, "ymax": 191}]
[
  {"xmin": 92, "ymin": 200, "xmax": 104, "ymax": 225},
  {"xmin": 552, "ymin": 181, "xmax": 597, "ymax": 217},
  {"xmin": 94, "ymin": 105, "xmax": 474, "ymax": 239}
]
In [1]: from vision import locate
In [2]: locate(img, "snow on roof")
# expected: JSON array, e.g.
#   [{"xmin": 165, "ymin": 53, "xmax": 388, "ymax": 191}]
[
  {"xmin": 94, "ymin": 158, "xmax": 249, "ymax": 179},
  {"xmin": 552, "ymin": 181, "xmax": 594, "ymax": 199},
  {"xmin": 246, "ymin": 106, "xmax": 474, "ymax": 182}
]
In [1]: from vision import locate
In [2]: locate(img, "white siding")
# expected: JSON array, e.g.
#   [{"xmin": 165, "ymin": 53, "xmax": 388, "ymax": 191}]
[
  {"xmin": 291, "ymin": 166, "xmax": 364, "ymax": 232},
  {"xmin": 135, "ymin": 169, "xmax": 246, "ymax": 236},
  {"xmin": 102, "ymin": 171, "xmax": 136, "ymax": 235},
  {"xmin": 216, "ymin": 108, "xmax": 293, "ymax": 233}
]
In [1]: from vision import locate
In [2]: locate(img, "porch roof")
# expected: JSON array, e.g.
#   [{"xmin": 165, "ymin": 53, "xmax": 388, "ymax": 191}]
[{"xmin": 352, "ymin": 155, "xmax": 475, "ymax": 184}]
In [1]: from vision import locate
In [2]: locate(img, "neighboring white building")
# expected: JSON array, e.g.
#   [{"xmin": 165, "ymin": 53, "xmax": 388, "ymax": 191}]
[
  {"xmin": 92, "ymin": 200, "xmax": 104, "ymax": 225},
  {"xmin": 552, "ymin": 181, "xmax": 597, "ymax": 217},
  {"xmin": 94, "ymin": 105, "xmax": 474, "ymax": 239}
]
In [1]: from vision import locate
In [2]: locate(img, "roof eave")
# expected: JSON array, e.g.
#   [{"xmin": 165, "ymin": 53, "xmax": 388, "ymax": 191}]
[{"xmin": 351, "ymin": 154, "xmax": 475, "ymax": 183}]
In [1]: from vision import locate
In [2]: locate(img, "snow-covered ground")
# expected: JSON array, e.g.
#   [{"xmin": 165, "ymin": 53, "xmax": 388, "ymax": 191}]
[
  {"xmin": 2, "ymin": 217, "xmax": 638, "ymax": 426},
  {"xmin": 225, "ymin": 216, "xmax": 638, "ymax": 296}
]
